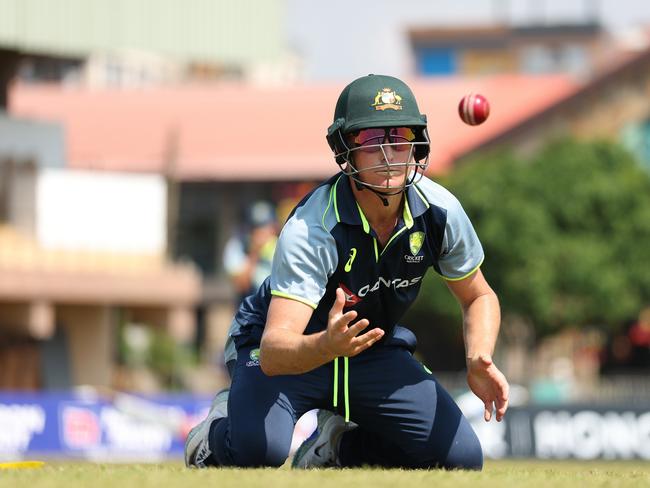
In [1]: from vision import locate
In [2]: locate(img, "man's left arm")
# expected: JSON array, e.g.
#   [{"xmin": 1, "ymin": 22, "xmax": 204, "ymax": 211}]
[{"xmin": 446, "ymin": 269, "xmax": 509, "ymax": 422}]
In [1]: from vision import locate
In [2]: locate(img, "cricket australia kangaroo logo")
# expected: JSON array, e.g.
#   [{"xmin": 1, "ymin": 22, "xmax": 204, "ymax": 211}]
[{"xmin": 372, "ymin": 88, "xmax": 403, "ymax": 111}]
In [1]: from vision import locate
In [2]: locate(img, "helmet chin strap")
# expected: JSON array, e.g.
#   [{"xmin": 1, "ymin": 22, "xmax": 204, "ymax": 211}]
[{"xmin": 346, "ymin": 142, "xmax": 419, "ymax": 207}]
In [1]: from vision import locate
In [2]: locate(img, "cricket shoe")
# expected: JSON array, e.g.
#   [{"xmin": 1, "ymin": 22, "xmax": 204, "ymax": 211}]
[
  {"xmin": 292, "ymin": 410, "xmax": 353, "ymax": 469},
  {"xmin": 184, "ymin": 388, "xmax": 229, "ymax": 468}
]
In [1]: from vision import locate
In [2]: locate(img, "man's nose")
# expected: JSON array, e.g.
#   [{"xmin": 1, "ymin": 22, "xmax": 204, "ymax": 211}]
[{"xmin": 382, "ymin": 141, "xmax": 397, "ymax": 162}]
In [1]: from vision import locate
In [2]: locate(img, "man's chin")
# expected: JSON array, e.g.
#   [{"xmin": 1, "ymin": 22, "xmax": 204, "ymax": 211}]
[
  {"xmin": 374, "ymin": 176, "xmax": 407, "ymax": 191},
  {"xmin": 364, "ymin": 181, "xmax": 406, "ymax": 194}
]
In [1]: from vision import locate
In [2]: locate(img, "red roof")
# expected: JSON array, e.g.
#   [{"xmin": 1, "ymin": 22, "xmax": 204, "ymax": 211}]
[{"xmin": 9, "ymin": 75, "xmax": 578, "ymax": 180}]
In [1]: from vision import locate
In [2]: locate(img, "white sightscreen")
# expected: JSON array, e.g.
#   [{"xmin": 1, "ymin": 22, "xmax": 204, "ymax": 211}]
[{"xmin": 36, "ymin": 169, "xmax": 166, "ymax": 254}]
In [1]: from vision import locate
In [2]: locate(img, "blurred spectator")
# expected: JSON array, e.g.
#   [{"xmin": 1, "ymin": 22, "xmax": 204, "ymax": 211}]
[
  {"xmin": 601, "ymin": 308, "xmax": 650, "ymax": 374},
  {"xmin": 222, "ymin": 201, "xmax": 278, "ymax": 306},
  {"xmin": 628, "ymin": 307, "xmax": 650, "ymax": 368},
  {"xmin": 600, "ymin": 319, "xmax": 635, "ymax": 374}
]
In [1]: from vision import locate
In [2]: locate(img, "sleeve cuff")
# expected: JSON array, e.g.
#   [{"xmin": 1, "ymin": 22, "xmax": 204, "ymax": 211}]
[
  {"xmin": 270, "ymin": 290, "xmax": 318, "ymax": 309},
  {"xmin": 439, "ymin": 258, "xmax": 484, "ymax": 282}
]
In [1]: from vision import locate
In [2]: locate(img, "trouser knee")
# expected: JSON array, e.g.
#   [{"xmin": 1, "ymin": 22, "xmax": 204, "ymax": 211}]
[
  {"xmin": 438, "ymin": 430, "xmax": 483, "ymax": 470},
  {"xmin": 408, "ymin": 420, "xmax": 483, "ymax": 470},
  {"xmin": 230, "ymin": 434, "xmax": 289, "ymax": 468}
]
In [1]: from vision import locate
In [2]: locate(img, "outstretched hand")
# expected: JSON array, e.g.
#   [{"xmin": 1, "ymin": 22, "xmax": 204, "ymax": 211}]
[
  {"xmin": 466, "ymin": 354, "xmax": 509, "ymax": 422},
  {"xmin": 324, "ymin": 288, "xmax": 385, "ymax": 357}
]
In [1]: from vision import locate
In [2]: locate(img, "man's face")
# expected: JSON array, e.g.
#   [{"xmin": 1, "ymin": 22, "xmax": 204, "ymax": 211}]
[{"xmin": 346, "ymin": 127, "xmax": 416, "ymax": 191}]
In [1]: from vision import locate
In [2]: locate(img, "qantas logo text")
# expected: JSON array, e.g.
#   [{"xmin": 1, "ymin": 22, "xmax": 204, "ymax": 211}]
[
  {"xmin": 357, "ymin": 275, "xmax": 423, "ymax": 297},
  {"xmin": 339, "ymin": 276, "xmax": 424, "ymax": 307}
]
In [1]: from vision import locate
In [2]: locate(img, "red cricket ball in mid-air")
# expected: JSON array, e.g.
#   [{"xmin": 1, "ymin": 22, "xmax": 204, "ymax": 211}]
[{"xmin": 458, "ymin": 93, "xmax": 490, "ymax": 126}]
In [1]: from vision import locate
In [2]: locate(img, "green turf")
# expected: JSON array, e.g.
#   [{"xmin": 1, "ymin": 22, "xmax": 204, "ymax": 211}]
[{"xmin": 0, "ymin": 460, "xmax": 648, "ymax": 488}]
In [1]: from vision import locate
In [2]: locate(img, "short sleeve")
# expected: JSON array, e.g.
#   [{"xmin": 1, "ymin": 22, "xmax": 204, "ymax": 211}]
[
  {"xmin": 270, "ymin": 214, "xmax": 338, "ymax": 309},
  {"xmin": 438, "ymin": 196, "xmax": 484, "ymax": 280}
]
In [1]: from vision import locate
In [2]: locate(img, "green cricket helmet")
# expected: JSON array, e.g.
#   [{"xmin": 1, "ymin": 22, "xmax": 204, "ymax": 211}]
[{"xmin": 326, "ymin": 74, "xmax": 430, "ymax": 197}]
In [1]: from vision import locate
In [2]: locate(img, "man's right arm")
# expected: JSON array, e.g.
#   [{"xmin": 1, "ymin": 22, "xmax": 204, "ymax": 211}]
[{"xmin": 259, "ymin": 289, "xmax": 384, "ymax": 376}]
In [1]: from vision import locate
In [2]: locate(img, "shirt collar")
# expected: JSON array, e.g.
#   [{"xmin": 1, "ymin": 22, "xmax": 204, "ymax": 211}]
[{"xmin": 333, "ymin": 172, "xmax": 430, "ymax": 232}]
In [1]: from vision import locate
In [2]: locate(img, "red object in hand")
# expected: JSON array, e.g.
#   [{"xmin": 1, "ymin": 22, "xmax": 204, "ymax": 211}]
[{"xmin": 458, "ymin": 93, "xmax": 490, "ymax": 126}]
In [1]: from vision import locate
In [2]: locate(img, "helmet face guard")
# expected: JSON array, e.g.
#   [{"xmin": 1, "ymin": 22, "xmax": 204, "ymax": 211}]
[
  {"xmin": 326, "ymin": 74, "xmax": 430, "ymax": 195},
  {"xmin": 328, "ymin": 125, "xmax": 430, "ymax": 195}
]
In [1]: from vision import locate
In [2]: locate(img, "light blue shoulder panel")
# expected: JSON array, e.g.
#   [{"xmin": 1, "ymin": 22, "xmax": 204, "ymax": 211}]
[
  {"xmin": 416, "ymin": 178, "xmax": 484, "ymax": 280},
  {"xmin": 270, "ymin": 184, "xmax": 339, "ymax": 308}
]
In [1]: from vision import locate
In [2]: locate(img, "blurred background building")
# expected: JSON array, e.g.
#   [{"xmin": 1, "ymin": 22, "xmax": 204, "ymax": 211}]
[{"xmin": 1, "ymin": 0, "xmax": 650, "ymax": 461}]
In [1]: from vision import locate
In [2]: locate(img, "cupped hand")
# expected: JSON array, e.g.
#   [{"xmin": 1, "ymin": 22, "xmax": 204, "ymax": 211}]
[
  {"xmin": 466, "ymin": 354, "xmax": 509, "ymax": 422},
  {"xmin": 324, "ymin": 288, "xmax": 385, "ymax": 357}
]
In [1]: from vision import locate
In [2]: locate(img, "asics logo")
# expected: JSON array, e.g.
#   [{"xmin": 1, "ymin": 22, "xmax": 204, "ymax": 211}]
[
  {"xmin": 195, "ymin": 444, "xmax": 212, "ymax": 467},
  {"xmin": 344, "ymin": 248, "xmax": 357, "ymax": 272},
  {"xmin": 313, "ymin": 442, "xmax": 328, "ymax": 459}
]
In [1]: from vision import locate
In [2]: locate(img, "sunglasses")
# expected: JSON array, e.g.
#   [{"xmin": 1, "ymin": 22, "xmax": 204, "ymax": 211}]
[{"xmin": 348, "ymin": 127, "xmax": 417, "ymax": 153}]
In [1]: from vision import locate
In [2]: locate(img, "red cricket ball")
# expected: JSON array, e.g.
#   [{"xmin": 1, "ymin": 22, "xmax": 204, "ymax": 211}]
[{"xmin": 458, "ymin": 93, "xmax": 490, "ymax": 126}]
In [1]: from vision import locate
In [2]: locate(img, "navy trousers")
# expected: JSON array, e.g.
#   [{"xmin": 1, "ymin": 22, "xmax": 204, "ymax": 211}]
[{"xmin": 210, "ymin": 334, "xmax": 482, "ymax": 469}]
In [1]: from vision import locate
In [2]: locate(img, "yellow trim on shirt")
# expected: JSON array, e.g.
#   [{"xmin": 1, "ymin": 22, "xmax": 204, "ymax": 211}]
[
  {"xmin": 270, "ymin": 290, "xmax": 318, "ymax": 309},
  {"xmin": 355, "ymin": 201, "xmax": 371, "ymax": 234},
  {"xmin": 403, "ymin": 196, "xmax": 414, "ymax": 229},
  {"xmin": 439, "ymin": 258, "xmax": 484, "ymax": 282}
]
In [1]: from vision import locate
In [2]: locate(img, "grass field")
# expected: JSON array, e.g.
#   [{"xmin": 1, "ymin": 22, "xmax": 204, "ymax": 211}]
[{"xmin": 0, "ymin": 460, "xmax": 649, "ymax": 488}]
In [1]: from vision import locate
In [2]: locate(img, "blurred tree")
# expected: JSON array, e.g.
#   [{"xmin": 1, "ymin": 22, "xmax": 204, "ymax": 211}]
[
  {"xmin": 119, "ymin": 321, "xmax": 198, "ymax": 391},
  {"xmin": 407, "ymin": 138, "xmax": 650, "ymax": 353}
]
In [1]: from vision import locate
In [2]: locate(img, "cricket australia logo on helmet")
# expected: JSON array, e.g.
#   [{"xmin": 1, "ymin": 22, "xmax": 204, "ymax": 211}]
[{"xmin": 372, "ymin": 88, "xmax": 403, "ymax": 111}]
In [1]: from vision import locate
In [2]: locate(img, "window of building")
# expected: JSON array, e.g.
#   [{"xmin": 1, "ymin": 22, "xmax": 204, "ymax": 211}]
[
  {"xmin": 560, "ymin": 44, "xmax": 589, "ymax": 78},
  {"xmin": 414, "ymin": 46, "xmax": 457, "ymax": 76},
  {"xmin": 174, "ymin": 182, "xmax": 219, "ymax": 275},
  {"xmin": 520, "ymin": 44, "xmax": 556, "ymax": 74}
]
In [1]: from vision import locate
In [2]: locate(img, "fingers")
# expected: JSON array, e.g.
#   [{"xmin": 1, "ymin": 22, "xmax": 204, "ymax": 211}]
[
  {"xmin": 468, "ymin": 360, "xmax": 510, "ymax": 422},
  {"xmin": 329, "ymin": 289, "xmax": 360, "ymax": 332},
  {"xmin": 490, "ymin": 367, "xmax": 509, "ymax": 422},
  {"xmin": 333, "ymin": 310, "xmax": 359, "ymax": 334},
  {"xmin": 484, "ymin": 396, "xmax": 508, "ymax": 422},
  {"xmin": 495, "ymin": 396, "xmax": 509, "ymax": 421},
  {"xmin": 350, "ymin": 327, "xmax": 384, "ymax": 355},
  {"xmin": 345, "ymin": 318, "xmax": 370, "ymax": 337},
  {"xmin": 327, "ymin": 290, "xmax": 384, "ymax": 356},
  {"xmin": 482, "ymin": 374, "xmax": 509, "ymax": 422},
  {"xmin": 484, "ymin": 402, "xmax": 492, "ymax": 422},
  {"xmin": 331, "ymin": 288, "xmax": 346, "ymax": 316},
  {"xmin": 495, "ymin": 381, "xmax": 509, "ymax": 421}
]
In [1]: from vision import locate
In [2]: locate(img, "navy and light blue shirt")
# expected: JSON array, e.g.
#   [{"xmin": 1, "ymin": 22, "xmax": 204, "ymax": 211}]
[{"xmin": 230, "ymin": 172, "xmax": 484, "ymax": 346}]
